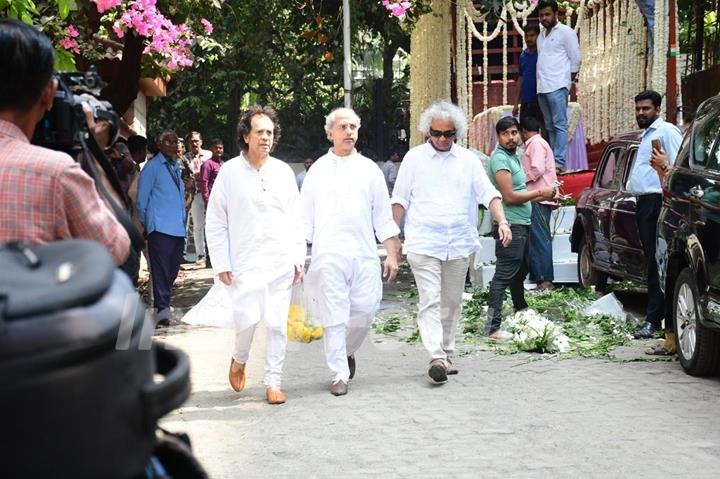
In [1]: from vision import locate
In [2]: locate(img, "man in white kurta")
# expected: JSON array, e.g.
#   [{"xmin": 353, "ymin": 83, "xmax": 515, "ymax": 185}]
[
  {"xmin": 184, "ymin": 107, "xmax": 304, "ymax": 405},
  {"xmin": 302, "ymin": 108, "xmax": 401, "ymax": 396},
  {"xmin": 392, "ymin": 101, "xmax": 510, "ymax": 385}
]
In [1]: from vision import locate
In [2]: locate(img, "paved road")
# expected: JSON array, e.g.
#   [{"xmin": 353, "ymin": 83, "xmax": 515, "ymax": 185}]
[{"xmin": 158, "ymin": 263, "xmax": 720, "ymax": 478}]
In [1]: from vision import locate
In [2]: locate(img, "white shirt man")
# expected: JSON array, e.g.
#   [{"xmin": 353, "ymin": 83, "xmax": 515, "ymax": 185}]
[
  {"xmin": 183, "ymin": 107, "xmax": 304, "ymax": 405},
  {"xmin": 536, "ymin": 0, "xmax": 582, "ymax": 170},
  {"xmin": 301, "ymin": 108, "xmax": 401, "ymax": 396},
  {"xmin": 184, "ymin": 132, "xmax": 212, "ymax": 261},
  {"xmin": 391, "ymin": 101, "xmax": 509, "ymax": 385}
]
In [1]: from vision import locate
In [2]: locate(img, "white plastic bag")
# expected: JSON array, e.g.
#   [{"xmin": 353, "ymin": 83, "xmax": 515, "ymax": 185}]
[
  {"xmin": 582, "ymin": 293, "xmax": 626, "ymax": 321},
  {"xmin": 287, "ymin": 281, "xmax": 323, "ymax": 343}
]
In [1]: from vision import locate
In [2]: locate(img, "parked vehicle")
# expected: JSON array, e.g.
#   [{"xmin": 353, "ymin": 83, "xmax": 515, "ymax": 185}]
[
  {"xmin": 570, "ymin": 131, "xmax": 644, "ymax": 289},
  {"xmin": 657, "ymin": 94, "xmax": 720, "ymax": 376}
]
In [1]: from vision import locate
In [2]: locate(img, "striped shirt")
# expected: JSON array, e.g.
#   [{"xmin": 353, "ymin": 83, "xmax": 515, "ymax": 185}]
[{"xmin": 0, "ymin": 119, "xmax": 130, "ymax": 264}]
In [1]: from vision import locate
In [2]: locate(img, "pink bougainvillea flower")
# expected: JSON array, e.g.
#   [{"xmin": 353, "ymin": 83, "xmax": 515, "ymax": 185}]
[
  {"xmin": 67, "ymin": 25, "xmax": 80, "ymax": 38},
  {"xmin": 200, "ymin": 18, "xmax": 213, "ymax": 35},
  {"xmin": 382, "ymin": 0, "xmax": 412, "ymax": 17},
  {"xmin": 94, "ymin": 0, "xmax": 122, "ymax": 13},
  {"xmin": 59, "ymin": 37, "xmax": 80, "ymax": 54}
]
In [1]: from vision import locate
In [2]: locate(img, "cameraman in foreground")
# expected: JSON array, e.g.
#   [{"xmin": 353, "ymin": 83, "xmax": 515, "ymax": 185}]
[{"xmin": 0, "ymin": 19, "xmax": 130, "ymax": 263}]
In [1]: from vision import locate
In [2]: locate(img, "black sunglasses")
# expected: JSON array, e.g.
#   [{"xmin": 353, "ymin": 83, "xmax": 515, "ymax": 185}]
[{"xmin": 429, "ymin": 129, "xmax": 457, "ymax": 138}]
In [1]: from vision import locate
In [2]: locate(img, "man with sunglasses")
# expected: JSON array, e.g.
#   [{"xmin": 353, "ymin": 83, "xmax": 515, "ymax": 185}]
[{"xmin": 391, "ymin": 100, "xmax": 510, "ymax": 385}]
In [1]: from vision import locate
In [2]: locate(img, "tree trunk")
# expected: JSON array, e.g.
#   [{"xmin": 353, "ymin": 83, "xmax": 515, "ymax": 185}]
[
  {"xmin": 693, "ymin": 0, "xmax": 705, "ymax": 71},
  {"xmin": 101, "ymin": 32, "xmax": 144, "ymax": 115}
]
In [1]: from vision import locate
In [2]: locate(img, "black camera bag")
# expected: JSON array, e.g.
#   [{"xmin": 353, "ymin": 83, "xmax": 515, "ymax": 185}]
[{"xmin": 0, "ymin": 240, "xmax": 191, "ymax": 478}]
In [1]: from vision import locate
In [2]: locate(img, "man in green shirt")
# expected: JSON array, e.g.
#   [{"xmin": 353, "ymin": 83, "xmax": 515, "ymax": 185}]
[{"xmin": 485, "ymin": 117, "xmax": 556, "ymax": 339}]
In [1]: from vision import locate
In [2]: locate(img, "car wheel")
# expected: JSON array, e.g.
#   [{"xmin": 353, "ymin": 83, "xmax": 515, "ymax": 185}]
[
  {"xmin": 577, "ymin": 241, "xmax": 607, "ymax": 290},
  {"xmin": 673, "ymin": 267, "xmax": 720, "ymax": 376}
]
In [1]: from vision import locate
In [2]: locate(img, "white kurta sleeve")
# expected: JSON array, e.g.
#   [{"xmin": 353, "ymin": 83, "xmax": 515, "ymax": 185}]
[
  {"xmin": 372, "ymin": 168, "xmax": 401, "ymax": 242},
  {"xmin": 205, "ymin": 168, "xmax": 232, "ymax": 274},
  {"xmin": 390, "ymin": 154, "xmax": 412, "ymax": 209},
  {"xmin": 472, "ymin": 157, "xmax": 502, "ymax": 209},
  {"xmin": 299, "ymin": 167, "xmax": 315, "ymax": 243}
]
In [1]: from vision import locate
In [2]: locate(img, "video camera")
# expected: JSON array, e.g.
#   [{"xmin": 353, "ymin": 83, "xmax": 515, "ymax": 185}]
[{"xmin": 32, "ymin": 67, "xmax": 119, "ymax": 155}]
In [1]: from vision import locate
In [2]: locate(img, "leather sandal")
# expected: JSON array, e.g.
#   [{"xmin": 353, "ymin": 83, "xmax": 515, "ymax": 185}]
[
  {"xmin": 266, "ymin": 387, "xmax": 286, "ymax": 405},
  {"xmin": 229, "ymin": 358, "xmax": 246, "ymax": 392}
]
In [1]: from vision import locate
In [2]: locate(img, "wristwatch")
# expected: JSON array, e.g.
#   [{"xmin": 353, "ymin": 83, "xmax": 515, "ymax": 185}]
[
  {"xmin": 499, "ymin": 220, "xmax": 510, "ymax": 227},
  {"xmin": 661, "ymin": 163, "xmax": 669, "ymax": 172}
]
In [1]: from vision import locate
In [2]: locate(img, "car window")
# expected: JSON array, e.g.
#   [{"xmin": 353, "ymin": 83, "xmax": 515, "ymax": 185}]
[
  {"xmin": 597, "ymin": 147, "xmax": 623, "ymax": 189},
  {"xmin": 620, "ymin": 147, "xmax": 637, "ymax": 190},
  {"xmin": 692, "ymin": 107, "xmax": 720, "ymax": 168}
]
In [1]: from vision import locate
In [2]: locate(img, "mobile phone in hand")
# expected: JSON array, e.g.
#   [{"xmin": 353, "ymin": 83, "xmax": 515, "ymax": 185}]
[{"xmin": 651, "ymin": 138, "xmax": 663, "ymax": 153}]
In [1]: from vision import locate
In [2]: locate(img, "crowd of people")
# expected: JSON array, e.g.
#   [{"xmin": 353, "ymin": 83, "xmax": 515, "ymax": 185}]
[{"xmin": 0, "ymin": 6, "xmax": 686, "ymax": 407}]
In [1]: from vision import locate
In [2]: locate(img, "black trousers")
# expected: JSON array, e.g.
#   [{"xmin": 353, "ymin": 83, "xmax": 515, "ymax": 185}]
[
  {"xmin": 147, "ymin": 232, "xmax": 185, "ymax": 311},
  {"xmin": 636, "ymin": 194, "xmax": 665, "ymax": 328},
  {"xmin": 486, "ymin": 224, "xmax": 530, "ymax": 334}
]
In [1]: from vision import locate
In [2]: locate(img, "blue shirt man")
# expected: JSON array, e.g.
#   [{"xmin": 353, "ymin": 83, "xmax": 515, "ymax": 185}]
[
  {"xmin": 136, "ymin": 131, "xmax": 187, "ymax": 324},
  {"xmin": 136, "ymin": 152, "xmax": 186, "ymax": 236},
  {"xmin": 519, "ymin": 49, "xmax": 538, "ymax": 104},
  {"xmin": 513, "ymin": 23, "xmax": 545, "ymax": 134}
]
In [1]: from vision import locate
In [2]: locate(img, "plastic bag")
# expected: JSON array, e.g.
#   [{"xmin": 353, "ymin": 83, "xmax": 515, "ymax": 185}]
[
  {"xmin": 582, "ymin": 293, "xmax": 626, "ymax": 321},
  {"xmin": 287, "ymin": 281, "xmax": 323, "ymax": 343}
]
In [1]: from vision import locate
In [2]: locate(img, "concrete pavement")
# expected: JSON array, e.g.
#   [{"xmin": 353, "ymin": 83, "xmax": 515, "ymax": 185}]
[{"xmin": 157, "ymin": 263, "xmax": 720, "ymax": 478}]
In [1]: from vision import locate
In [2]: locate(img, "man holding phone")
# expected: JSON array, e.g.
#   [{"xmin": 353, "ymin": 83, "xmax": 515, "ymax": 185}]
[{"xmin": 628, "ymin": 90, "xmax": 683, "ymax": 339}]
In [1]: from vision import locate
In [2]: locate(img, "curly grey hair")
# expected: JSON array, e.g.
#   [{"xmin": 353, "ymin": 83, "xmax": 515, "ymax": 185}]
[
  {"xmin": 418, "ymin": 101, "xmax": 468, "ymax": 140},
  {"xmin": 324, "ymin": 107, "xmax": 362, "ymax": 134}
]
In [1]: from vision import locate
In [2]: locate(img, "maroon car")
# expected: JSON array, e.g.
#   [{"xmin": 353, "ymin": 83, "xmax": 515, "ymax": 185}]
[{"xmin": 570, "ymin": 131, "xmax": 645, "ymax": 289}]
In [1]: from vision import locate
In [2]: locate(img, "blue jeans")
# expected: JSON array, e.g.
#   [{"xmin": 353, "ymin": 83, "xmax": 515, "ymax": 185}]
[
  {"xmin": 537, "ymin": 88, "xmax": 569, "ymax": 169},
  {"xmin": 529, "ymin": 203, "xmax": 554, "ymax": 283}
]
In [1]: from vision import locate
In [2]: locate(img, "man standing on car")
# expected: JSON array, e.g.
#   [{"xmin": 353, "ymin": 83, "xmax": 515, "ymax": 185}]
[
  {"xmin": 628, "ymin": 90, "xmax": 683, "ymax": 339},
  {"xmin": 536, "ymin": 0, "xmax": 581, "ymax": 172}
]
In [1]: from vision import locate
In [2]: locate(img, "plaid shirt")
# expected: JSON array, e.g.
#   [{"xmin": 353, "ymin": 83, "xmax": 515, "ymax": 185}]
[{"xmin": 0, "ymin": 119, "xmax": 130, "ymax": 264}]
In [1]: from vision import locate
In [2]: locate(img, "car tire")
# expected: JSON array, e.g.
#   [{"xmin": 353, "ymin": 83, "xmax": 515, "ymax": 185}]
[
  {"xmin": 577, "ymin": 241, "xmax": 607, "ymax": 291},
  {"xmin": 673, "ymin": 267, "xmax": 720, "ymax": 376}
]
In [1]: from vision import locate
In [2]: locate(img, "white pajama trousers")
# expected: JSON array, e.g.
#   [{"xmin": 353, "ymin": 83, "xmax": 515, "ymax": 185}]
[
  {"xmin": 307, "ymin": 255, "xmax": 382, "ymax": 383},
  {"xmin": 407, "ymin": 252, "xmax": 470, "ymax": 360},
  {"xmin": 188, "ymin": 192, "xmax": 206, "ymax": 256},
  {"xmin": 230, "ymin": 273, "xmax": 293, "ymax": 388}
]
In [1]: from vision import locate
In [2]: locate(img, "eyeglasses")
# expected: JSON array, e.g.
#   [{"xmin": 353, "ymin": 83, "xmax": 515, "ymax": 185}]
[{"xmin": 429, "ymin": 129, "xmax": 456, "ymax": 138}]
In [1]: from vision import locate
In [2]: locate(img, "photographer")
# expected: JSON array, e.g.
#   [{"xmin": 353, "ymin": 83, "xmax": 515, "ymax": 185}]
[{"xmin": 0, "ymin": 19, "xmax": 130, "ymax": 264}]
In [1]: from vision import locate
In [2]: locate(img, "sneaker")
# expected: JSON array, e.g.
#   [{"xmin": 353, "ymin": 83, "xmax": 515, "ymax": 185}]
[
  {"xmin": 155, "ymin": 307, "xmax": 174, "ymax": 327},
  {"xmin": 427, "ymin": 359, "xmax": 448, "ymax": 385}
]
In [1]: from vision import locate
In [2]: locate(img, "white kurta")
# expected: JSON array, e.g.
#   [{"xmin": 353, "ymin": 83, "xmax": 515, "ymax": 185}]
[
  {"xmin": 301, "ymin": 149, "xmax": 399, "ymax": 329},
  {"xmin": 183, "ymin": 154, "xmax": 305, "ymax": 331}
]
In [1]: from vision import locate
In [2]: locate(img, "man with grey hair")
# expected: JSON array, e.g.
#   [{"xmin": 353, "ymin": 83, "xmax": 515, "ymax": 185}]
[
  {"xmin": 392, "ymin": 100, "xmax": 511, "ymax": 385},
  {"xmin": 302, "ymin": 107, "xmax": 401, "ymax": 396},
  {"xmin": 136, "ymin": 130, "xmax": 186, "ymax": 325}
]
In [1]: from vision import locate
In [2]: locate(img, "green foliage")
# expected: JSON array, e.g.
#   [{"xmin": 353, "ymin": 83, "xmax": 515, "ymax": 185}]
[
  {"xmin": 148, "ymin": 0, "xmax": 416, "ymax": 159},
  {"xmin": 54, "ymin": 44, "xmax": 76, "ymax": 71},
  {"xmin": 373, "ymin": 314, "xmax": 404, "ymax": 334}
]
